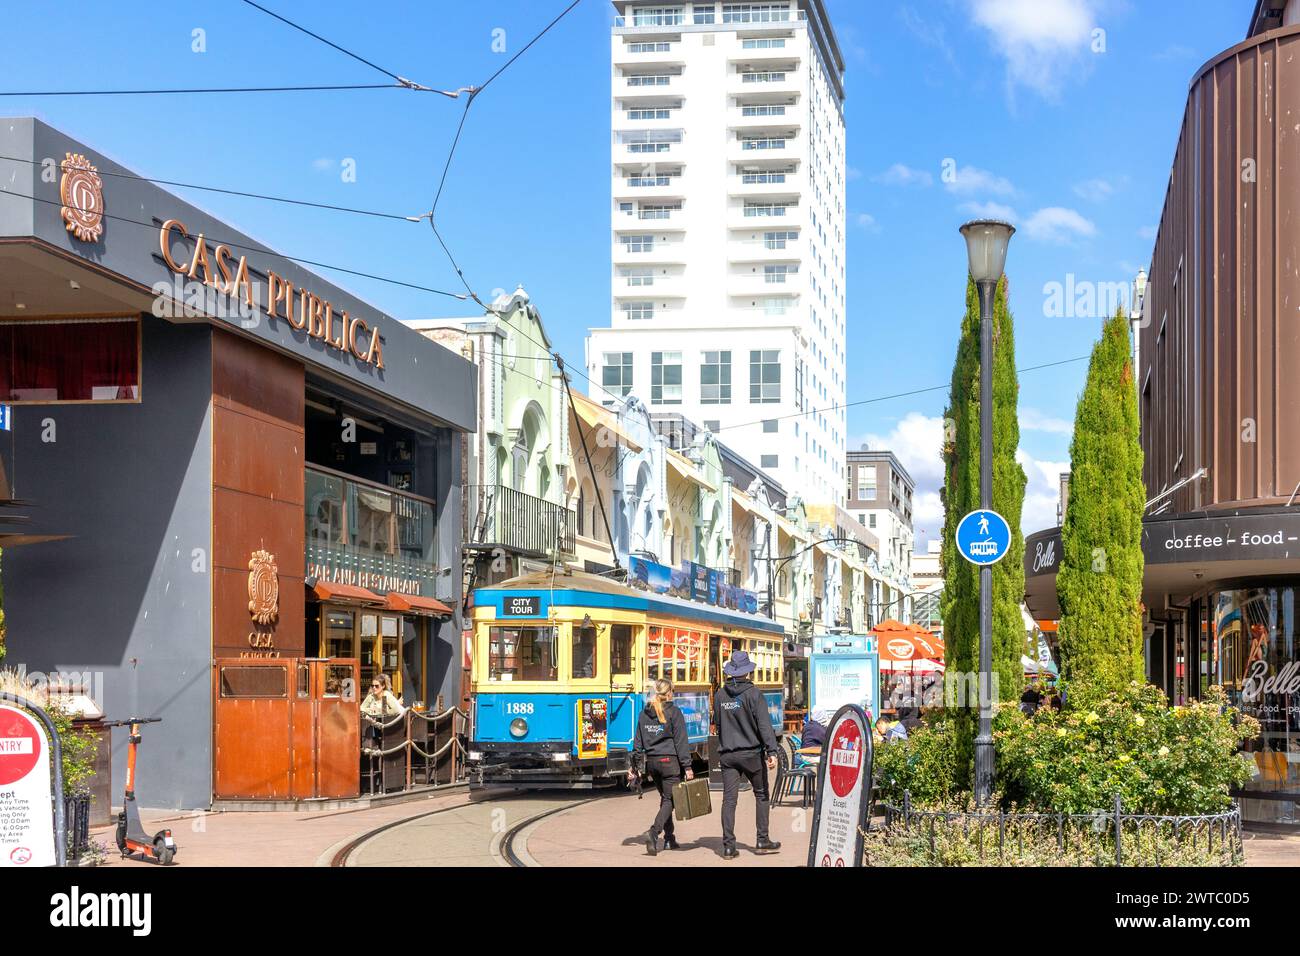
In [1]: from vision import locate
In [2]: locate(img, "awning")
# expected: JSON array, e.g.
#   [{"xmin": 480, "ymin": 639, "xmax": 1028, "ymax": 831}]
[
  {"xmin": 731, "ymin": 487, "xmax": 760, "ymax": 514},
  {"xmin": 667, "ymin": 451, "xmax": 716, "ymax": 492},
  {"xmin": 311, "ymin": 581, "xmax": 384, "ymax": 605},
  {"xmin": 570, "ymin": 393, "xmax": 644, "ymax": 452},
  {"xmin": 385, "ymin": 592, "xmax": 454, "ymax": 618}
]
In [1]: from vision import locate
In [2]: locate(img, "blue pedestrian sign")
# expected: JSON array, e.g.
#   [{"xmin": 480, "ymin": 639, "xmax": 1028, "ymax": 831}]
[
  {"xmin": 956, "ymin": 509, "xmax": 1011, "ymax": 566},
  {"xmin": 0, "ymin": 405, "xmax": 9, "ymax": 431}
]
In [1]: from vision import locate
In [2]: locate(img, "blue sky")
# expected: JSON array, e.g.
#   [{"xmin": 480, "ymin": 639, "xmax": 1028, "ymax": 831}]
[{"xmin": 0, "ymin": 0, "xmax": 1250, "ymax": 541}]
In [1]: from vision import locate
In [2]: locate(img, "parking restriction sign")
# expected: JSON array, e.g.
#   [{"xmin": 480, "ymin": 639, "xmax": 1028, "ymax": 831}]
[{"xmin": 0, "ymin": 705, "xmax": 55, "ymax": 867}]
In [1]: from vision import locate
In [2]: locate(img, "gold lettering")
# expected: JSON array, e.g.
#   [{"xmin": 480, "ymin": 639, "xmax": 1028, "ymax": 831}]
[
  {"xmin": 159, "ymin": 218, "xmax": 190, "ymax": 273},
  {"xmin": 308, "ymin": 294, "xmax": 327, "ymax": 339},
  {"xmin": 366, "ymin": 328, "xmax": 385, "ymax": 369},
  {"xmin": 214, "ymin": 245, "xmax": 236, "ymax": 294},
  {"xmin": 348, "ymin": 316, "xmax": 369, "ymax": 360},
  {"xmin": 229, "ymin": 255, "xmax": 254, "ymax": 308},
  {"xmin": 268, "ymin": 271, "xmax": 303, "ymax": 328},
  {"xmin": 186, "ymin": 234, "xmax": 214, "ymax": 286},
  {"xmin": 326, "ymin": 303, "xmax": 344, "ymax": 348}
]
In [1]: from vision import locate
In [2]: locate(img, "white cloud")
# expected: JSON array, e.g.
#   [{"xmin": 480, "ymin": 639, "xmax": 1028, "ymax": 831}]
[
  {"xmin": 959, "ymin": 200, "xmax": 1019, "ymax": 223},
  {"xmin": 855, "ymin": 413, "xmax": 1071, "ymax": 544},
  {"xmin": 855, "ymin": 212, "xmax": 881, "ymax": 232},
  {"xmin": 1020, "ymin": 407, "xmax": 1074, "ymax": 436},
  {"xmin": 1022, "ymin": 206, "xmax": 1097, "ymax": 244},
  {"xmin": 1138, "ymin": 224, "xmax": 1158, "ymax": 241},
  {"xmin": 872, "ymin": 163, "xmax": 934, "ymax": 188},
  {"xmin": 311, "ymin": 157, "xmax": 335, "ymax": 172},
  {"xmin": 1018, "ymin": 449, "xmax": 1071, "ymax": 535},
  {"xmin": 945, "ymin": 165, "xmax": 1017, "ymax": 198},
  {"xmin": 1073, "ymin": 177, "xmax": 1115, "ymax": 202},
  {"xmin": 967, "ymin": 0, "xmax": 1099, "ymax": 98},
  {"xmin": 857, "ymin": 413, "xmax": 946, "ymax": 544}
]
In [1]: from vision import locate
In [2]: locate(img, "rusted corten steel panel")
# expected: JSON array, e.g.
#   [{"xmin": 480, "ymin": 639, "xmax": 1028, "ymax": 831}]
[{"xmin": 1142, "ymin": 25, "xmax": 1300, "ymax": 514}]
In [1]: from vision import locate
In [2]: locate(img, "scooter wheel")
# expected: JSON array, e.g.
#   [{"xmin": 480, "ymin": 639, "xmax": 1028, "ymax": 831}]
[{"xmin": 154, "ymin": 838, "xmax": 175, "ymax": 866}]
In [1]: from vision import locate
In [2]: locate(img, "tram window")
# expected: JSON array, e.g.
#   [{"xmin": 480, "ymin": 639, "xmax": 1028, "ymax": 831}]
[
  {"xmin": 572, "ymin": 624, "xmax": 597, "ymax": 679},
  {"xmin": 611, "ymin": 625, "xmax": 634, "ymax": 673},
  {"xmin": 489, "ymin": 626, "xmax": 557, "ymax": 681}
]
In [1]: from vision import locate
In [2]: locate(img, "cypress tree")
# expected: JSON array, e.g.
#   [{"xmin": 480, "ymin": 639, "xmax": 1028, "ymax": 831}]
[
  {"xmin": 1056, "ymin": 310, "xmax": 1146, "ymax": 690},
  {"xmin": 941, "ymin": 276, "xmax": 1027, "ymax": 779}
]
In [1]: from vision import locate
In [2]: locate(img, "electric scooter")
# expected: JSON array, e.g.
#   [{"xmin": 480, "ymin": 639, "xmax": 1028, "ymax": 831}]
[{"xmin": 103, "ymin": 717, "xmax": 177, "ymax": 865}]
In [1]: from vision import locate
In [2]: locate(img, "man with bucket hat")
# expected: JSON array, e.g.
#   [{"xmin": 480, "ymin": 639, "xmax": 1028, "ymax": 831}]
[{"xmin": 713, "ymin": 650, "xmax": 781, "ymax": 859}]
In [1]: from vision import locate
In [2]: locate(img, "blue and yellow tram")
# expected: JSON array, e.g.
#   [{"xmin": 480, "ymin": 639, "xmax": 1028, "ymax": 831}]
[{"xmin": 467, "ymin": 570, "xmax": 786, "ymax": 788}]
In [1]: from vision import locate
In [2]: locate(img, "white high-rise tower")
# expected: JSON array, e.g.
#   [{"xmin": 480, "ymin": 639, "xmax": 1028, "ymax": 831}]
[{"xmin": 587, "ymin": 1, "xmax": 847, "ymax": 503}]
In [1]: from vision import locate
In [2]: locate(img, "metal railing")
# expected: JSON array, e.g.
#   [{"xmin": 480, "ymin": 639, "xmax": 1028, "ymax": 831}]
[
  {"xmin": 879, "ymin": 791, "xmax": 1244, "ymax": 866},
  {"xmin": 464, "ymin": 484, "xmax": 576, "ymax": 558},
  {"xmin": 361, "ymin": 704, "xmax": 470, "ymax": 795}
]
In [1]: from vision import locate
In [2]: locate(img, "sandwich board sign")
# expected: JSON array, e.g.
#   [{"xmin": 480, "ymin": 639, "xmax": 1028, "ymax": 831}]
[
  {"xmin": 807, "ymin": 703, "xmax": 873, "ymax": 868},
  {"xmin": 956, "ymin": 508, "xmax": 1011, "ymax": 566},
  {"xmin": 0, "ymin": 704, "xmax": 56, "ymax": 867}
]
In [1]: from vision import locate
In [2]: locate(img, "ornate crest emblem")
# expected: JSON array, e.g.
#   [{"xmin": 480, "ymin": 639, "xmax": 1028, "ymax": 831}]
[
  {"xmin": 59, "ymin": 152, "xmax": 104, "ymax": 243},
  {"xmin": 247, "ymin": 550, "xmax": 279, "ymax": 626}
]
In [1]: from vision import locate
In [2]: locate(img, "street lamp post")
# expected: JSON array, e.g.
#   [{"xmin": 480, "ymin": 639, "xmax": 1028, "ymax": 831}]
[{"xmin": 959, "ymin": 218, "xmax": 1014, "ymax": 807}]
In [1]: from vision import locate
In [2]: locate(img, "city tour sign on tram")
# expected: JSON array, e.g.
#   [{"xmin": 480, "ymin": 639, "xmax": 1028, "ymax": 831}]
[
  {"xmin": 807, "ymin": 703, "xmax": 873, "ymax": 868},
  {"xmin": 0, "ymin": 705, "xmax": 56, "ymax": 867}
]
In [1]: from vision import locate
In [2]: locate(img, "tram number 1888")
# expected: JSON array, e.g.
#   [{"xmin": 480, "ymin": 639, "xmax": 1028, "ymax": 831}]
[{"xmin": 503, "ymin": 702, "xmax": 535, "ymax": 715}]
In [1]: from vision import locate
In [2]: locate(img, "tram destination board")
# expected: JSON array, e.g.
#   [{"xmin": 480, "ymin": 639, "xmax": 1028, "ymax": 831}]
[{"xmin": 503, "ymin": 596, "xmax": 541, "ymax": 617}]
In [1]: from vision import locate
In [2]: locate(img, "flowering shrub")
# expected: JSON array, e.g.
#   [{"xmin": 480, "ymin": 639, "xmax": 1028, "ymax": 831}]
[
  {"xmin": 995, "ymin": 682, "xmax": 1258, "ymax": 815},
  {"xmin": 873, "ymin": 714, "xmax": 964, "ymax": 806}
]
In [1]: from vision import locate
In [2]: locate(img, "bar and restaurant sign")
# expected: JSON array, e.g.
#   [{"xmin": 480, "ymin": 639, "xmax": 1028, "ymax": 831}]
[{"xmin": 306, "ymin": 543, "xmax": 436, "ymax": 597}]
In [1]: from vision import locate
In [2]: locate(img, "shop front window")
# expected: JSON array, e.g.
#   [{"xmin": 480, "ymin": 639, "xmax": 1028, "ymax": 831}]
[
  {"xmin": 0, "ymin": 317, "xmax": 140, "ymax": 402},
  {"xmin": 1207, "ymin": 583, "xmax": 1300, "ymax": 825}
]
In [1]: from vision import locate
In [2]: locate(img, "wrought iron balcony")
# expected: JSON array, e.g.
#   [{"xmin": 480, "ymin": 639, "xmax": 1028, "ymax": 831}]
[{"xmin": 464, "ymin": 484, "xmax": 576, "ymax": 559}]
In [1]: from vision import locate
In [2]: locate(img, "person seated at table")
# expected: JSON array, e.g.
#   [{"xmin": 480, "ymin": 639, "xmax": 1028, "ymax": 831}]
[
  {"xmin": 874, "ymin": 715, "xmax": 908, "ymax": 744},
  {"xmin": 800, "ymin": 713, "xmax": 829, "ymax": 751},
  {"xmin": 361, "ymin": 673, "xmax": 405, "ymax": 717}
]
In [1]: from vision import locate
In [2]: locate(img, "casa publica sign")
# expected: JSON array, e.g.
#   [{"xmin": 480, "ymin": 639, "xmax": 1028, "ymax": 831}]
[{"xmin": 159, "ymin": 219, "xmax": 385, "ymax": 369}]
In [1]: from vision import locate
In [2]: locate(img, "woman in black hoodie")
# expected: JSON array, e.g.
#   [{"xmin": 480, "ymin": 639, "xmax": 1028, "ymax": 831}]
[{"xmin": 629, "ymin": 678, "xmax": 694, "ymax": 855}]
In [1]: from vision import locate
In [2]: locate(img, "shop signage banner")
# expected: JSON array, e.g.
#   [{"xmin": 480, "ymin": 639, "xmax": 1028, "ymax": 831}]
[
  {"xmin": 808, "ymin": 703, "xmax": 873, "ymax": 868},
  {"xmin": 0, "ymin": 705, "xmax": 56, "ymax": 868},
  {"xmin": 627, "ymin": 555, "xmax": 759, "ymax": 614},
  {"xmin": 1144, "ymin": 511, "xmax": 1300, "ymax": 564}
]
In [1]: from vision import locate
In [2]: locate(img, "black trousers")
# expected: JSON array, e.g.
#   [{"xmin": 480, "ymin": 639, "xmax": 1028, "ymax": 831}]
[
  {"xmin": 720, "ymin": 749, "xmax": 770, "ymax": 850},
  {"xmin": 648, "ymin": 756, "xmax": 680, "ymax": 838}
]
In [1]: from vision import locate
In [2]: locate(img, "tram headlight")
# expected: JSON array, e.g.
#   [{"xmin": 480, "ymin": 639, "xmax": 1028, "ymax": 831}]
[{"xmin": 509, "ymin": 717, "xmax": 529, "ymax": 738}]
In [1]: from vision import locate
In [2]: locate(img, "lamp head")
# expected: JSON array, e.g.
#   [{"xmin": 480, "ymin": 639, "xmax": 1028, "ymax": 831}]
[{"xmin": 960, "ymin": 219, "xmax": 1015, "ymax": 284}]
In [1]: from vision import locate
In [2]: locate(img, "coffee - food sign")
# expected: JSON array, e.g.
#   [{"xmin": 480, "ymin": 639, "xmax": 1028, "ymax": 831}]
[
  {"xmin": 0, "ymin": 705, "xmax": 56, "ymax": 868},
  {"xmin": 808, "ymin": 703, "xmax": 873, "ymax": 868},
  {"xmin": 159, "ymin": 218, "xmax": 385, "ymax": 369}
]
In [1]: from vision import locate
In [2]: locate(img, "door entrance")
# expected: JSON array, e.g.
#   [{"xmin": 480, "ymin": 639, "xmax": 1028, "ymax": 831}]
[{"xmin": 213, "ymin": 658, "xmax": 360, "ymax": 800}]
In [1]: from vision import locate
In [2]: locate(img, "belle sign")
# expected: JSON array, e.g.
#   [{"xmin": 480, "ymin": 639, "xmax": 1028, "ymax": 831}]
[
  {"xmin": 807, "ymin": 703, "xmax": 873, "ymax": 868},
  {"xmin": 0, "ymin": 705, "xmax": 56, "ymax": 867}
]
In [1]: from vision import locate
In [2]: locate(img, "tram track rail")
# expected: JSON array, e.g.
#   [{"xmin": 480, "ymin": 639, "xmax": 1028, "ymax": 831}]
[
  {"xmin": 329, "ymin": 791, "xmax": 609, "ymax": 867},
  {"xmin": 499, "ymin": 797, "xmax": 601, "ymax": 867}
]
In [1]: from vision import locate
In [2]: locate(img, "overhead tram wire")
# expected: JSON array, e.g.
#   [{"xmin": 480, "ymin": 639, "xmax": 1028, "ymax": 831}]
[
  {"xmin": 0, "ymin": 154, "xmax": 425, "ymax": 223},
  {"xmin": 238, "ymin": 0, "xmax": 473, "ymax": 98},
  {"xmin": 0, "ymin": 188, "xmax": 468, "ymax": 300},
  {"xmin": 0, "ymin": 83, "xmax": 423, "ymax": 97},
  {"xmin": 418, "ymin": 0, "xmax": 585, "ymax": 310}
]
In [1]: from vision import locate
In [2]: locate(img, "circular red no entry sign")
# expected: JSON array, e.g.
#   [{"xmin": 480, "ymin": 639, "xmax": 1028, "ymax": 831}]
[
  {"xmin": 827, "ymin": 716, "xmax": 864, "ymax": 798},
  {"xmin": 0, "ymin": 708, "xmax": 42, "ymax": 787}
]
